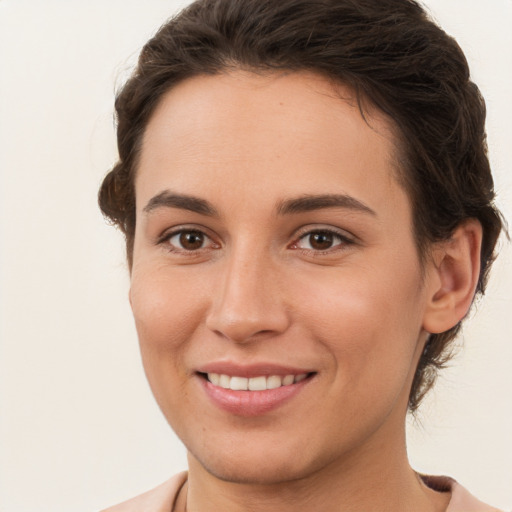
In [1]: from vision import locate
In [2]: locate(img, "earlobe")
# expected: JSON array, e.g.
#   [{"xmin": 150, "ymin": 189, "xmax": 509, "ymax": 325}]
[{"xmin": 422, "ymin": 220, "xmax": 483, "ymax": 334}]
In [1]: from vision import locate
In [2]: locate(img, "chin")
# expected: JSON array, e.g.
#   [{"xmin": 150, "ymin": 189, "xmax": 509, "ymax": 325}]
[
  {"xmin": 187, "ymin": 439, "xmax": 333, "ymax": 486},
  {"xmin": 195, "ymin": 456, "xmax": 309, "ymax": 485}
]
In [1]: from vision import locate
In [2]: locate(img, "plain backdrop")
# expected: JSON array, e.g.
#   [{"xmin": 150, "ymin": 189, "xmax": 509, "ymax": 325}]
[{"xmin": 0, "ymin": 1, "xmax": 511, "ymax": 511}]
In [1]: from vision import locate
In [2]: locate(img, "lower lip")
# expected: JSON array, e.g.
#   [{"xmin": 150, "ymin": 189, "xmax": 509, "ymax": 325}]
[{"xmin": 200, "ymin": 375, "xmax": 312, "ymax": 417}]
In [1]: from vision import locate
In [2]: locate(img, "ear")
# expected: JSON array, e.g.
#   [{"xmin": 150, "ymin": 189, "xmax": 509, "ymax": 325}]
[{"xmin": 422, "ymin": 219, "xmax": 483, "ymax": 334}]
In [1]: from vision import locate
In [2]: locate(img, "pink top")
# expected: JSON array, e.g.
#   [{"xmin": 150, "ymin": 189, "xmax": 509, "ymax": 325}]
[{"xmin": 100, "ymin": 472, "xmax": 504, "ymax": 512}]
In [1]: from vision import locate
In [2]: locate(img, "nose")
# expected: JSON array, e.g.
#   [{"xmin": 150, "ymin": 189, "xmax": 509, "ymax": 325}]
[{"xmin": 205, "ymin": 246, "xmax": 290, "ymax": 343}]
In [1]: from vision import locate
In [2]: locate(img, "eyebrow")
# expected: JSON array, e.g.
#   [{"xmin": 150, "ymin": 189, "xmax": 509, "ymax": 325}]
[
  {"xmin": 143, "ymin": 191, "xmax": 218, "ymax": 216},
  {"xmin": 276, "ymin": 194, "xmax": 376, "ymax": 216},
  {"xmin": 143, "ymin": 190, "xmax": 376, "ymax": 218}
]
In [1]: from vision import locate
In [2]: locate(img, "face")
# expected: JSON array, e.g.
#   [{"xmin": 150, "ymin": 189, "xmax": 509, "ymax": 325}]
[{"xmin": 130, "ymin": 71, "xmax": 433, "ymax": 484}]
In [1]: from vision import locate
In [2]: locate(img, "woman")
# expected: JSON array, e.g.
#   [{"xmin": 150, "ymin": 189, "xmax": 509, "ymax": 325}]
[{"xmin": 98, "ymin": 0, "xmax": 505, "ymax": 510}]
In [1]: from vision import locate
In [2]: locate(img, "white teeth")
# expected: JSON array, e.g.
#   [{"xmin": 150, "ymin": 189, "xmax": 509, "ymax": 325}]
[
  {"xmin": 266, "ymin": 375, "xmax": 282, "ymax": 389},
  {"xmin": 248, "ymin": 376, "xmax": 267, "ymax": 391},
  {"xmin": 219, "ymin": 374, "xmax": 231, "ymax": 388},
  {"xmin": 209, "ymin": 373, "xmax": 220, "ymax": 386},
  {"xmin": 230, "ymin": 376, "xmax": 248, "ymax": 390},
  {"xmin": 207, "ymin": 372, "xmax": 309, "ymax": 390},
  {"xmin": 282, "ymin": 374, "xmax": 294, "ymax": 386}
]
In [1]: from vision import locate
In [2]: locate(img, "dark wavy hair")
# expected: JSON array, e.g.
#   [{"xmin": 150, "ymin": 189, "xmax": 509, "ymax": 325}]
[{"xmin": 99, "ymin": 0, "xmax": 504, "ymax": 411}]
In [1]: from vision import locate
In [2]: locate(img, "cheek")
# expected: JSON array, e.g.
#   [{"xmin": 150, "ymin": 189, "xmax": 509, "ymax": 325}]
[
  {"xmin": 130, "ymin": 265, "xmax": 204, "ymax": 347},
  {"xmin": 129, "ymin": 266, "xmax": 208, "ymax": 395},
  {"xmin": 293, "ymin": 259, "xmax": 425, "ymax": 384},
  {"xmin": 129, "ymin": 267, "xmax": 207, "ymax": 422}
]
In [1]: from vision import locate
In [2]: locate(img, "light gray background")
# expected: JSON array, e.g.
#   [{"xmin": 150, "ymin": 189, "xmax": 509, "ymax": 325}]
[{"xmin": 0, "ymin": 1, "xmax": 511, "ymax": 511}]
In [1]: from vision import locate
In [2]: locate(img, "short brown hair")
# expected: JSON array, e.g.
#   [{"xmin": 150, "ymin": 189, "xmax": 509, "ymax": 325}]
[{"xmin": 99, "ymin": 0, "xmax": 504, "ymax": 411}]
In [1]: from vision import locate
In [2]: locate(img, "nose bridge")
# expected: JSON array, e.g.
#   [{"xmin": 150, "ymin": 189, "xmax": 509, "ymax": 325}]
[{"xmin": 206, "ymin": 238, "xmax": 289, "ymax": 342}]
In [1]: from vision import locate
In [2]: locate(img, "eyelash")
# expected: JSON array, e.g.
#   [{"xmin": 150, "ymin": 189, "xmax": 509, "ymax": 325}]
[
  {"xmin": 157, "ymin": 226, "xmax": 355, "ymax": 255},
  {"xmin": 290, "ymin": 228, "xmax": 355, "ymax": 255},
  {"xmin": 158, "ymin": 227, "xmax": 218, "ymax": 254}
]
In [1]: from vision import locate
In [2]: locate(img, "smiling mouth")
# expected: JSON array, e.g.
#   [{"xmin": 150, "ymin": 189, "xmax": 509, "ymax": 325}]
[
  {"xmin": 201, "ymin": 372, "xmax": 313, "ymax": 391},
  {"xmin": 198, "ymin": 370, "xmax": 316, "ymax": 416}
]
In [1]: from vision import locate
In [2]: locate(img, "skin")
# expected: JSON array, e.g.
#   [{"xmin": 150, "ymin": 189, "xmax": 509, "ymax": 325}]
[{"xmin": 129, "ymin": 71, "xmax": 481, "ymax": 512}]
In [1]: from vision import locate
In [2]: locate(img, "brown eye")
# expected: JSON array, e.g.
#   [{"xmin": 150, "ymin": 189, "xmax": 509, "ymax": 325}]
[
  {"xmin": 179, "ymin": 231, "xmax": 204, "ymax": 250},
  {"xmin": 295, "ymin": 229, "xmax": 350, "ymax": 252},
  {"xmin": 167, "ymin": 230, "xmax": 208, "ymax": 251},
  {"xmin": 308, "ymin": 232, "xmax": 334, "ymax": 250}
]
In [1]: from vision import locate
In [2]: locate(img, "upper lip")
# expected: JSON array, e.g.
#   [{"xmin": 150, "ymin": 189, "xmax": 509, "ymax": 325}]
[{"xmin": 197, "ymin": 362, "xmax": 313, "ymax": 378}]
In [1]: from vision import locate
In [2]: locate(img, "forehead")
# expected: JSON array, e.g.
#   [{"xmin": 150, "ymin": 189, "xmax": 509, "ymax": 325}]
[{"xmin": 136, "ymin": 70, "xmax": 407, "ymax": 222}]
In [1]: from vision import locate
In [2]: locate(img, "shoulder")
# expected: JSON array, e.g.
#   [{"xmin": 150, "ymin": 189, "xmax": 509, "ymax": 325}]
[
  {"xmin": 448, "ymin": 479, "xmax": 504, "ymax": 512},
  {"xmin": 99, "ymin": 472, "xmax": 187, "ymax": 512},
  {"xmin": 422, "ymin": 475, "xmax": 504, "ymax": 512}
]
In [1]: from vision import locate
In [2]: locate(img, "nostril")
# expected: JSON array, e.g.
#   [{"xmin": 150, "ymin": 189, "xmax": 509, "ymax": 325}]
[
  {"xmin": 205, "ymin": 268, "xmax": 291, "ymax": 342},
  {"xmin": 206, "ymin": 321, "xmax": 287, "ymax": 344}
]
